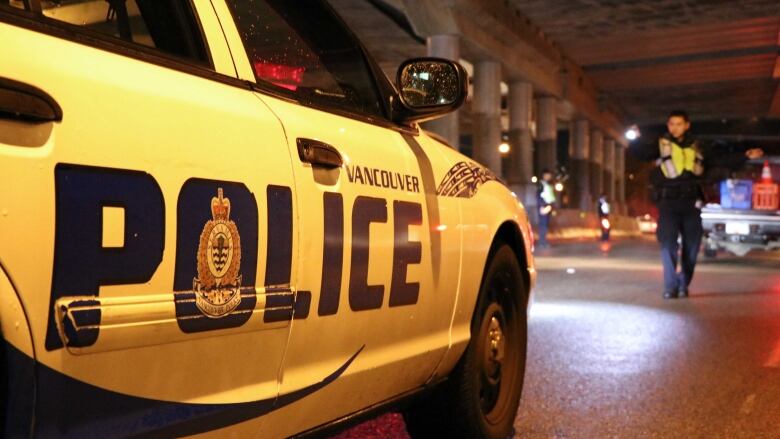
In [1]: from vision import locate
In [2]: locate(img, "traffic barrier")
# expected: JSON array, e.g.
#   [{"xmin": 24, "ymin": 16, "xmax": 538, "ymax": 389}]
[{"xmin": 753, "ymin": 161, "xmax": 778, "ymax": 210}]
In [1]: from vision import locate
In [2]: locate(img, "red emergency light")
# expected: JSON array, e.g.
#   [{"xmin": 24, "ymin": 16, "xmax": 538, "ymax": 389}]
[{"xmin": 253, "ymin": 62, "xmax": 305, "ymax": 91}]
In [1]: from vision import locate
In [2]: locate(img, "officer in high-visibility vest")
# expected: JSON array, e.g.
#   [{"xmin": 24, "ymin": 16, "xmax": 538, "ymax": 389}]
[
  {"xmin": 537, "ymin": 169, "xmax": 556, "ymax": 248},
  {"xmin": 597, "ymin": 193, "xmax": 610, "ymax": 242},
  {"xmin": 630, "ymin": 110, "xmax": 763, "ymax": 299}
]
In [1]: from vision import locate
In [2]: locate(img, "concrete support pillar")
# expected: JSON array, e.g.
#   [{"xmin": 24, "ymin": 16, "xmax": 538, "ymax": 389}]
[
  {"xmin": 604, "ymin": 138, "xmax": 616, "ymax": 210},
  {"xmin": 570, "ymin": 119, "xmax": 591, "ymax": 211},
  {"xmin": 590, "ymin": 129, "xmax": 604, "ymax": 206},
  {"xmin": 506, "ymin": 81, "xmax": 536, "ymax": 214},
  {"xmin": 616, "ymin": 145, "xmax": 627, "ymax": 214},
  {"xmin": 422, "ymin": 34, "xmax": 460, "ymax": 149},
  {"xmin": 535, "ymin": 96, "xmax": 557, "ymax": 175},
  {"xmin": 472, "ymin": 61, "xmax": 502, "ymax": 176}
]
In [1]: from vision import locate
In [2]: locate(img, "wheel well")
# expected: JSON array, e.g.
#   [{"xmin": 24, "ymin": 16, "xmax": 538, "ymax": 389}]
[
  {"xmin": 467, "ymin": 221, "xmax": 532, "ymax": 342},
  {"xmin": 492, "ymin": 221, "xmax": 531, "ymax": 306}
]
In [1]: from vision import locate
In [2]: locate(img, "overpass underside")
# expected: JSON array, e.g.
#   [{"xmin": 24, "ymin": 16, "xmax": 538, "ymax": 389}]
[{"xmin": 329, "ymin": 0, "xmax": 780, "ymax": 216}]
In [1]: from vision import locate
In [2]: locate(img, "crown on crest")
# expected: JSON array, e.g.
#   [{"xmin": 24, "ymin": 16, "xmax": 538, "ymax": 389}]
[{"xmin": 211, "ymin": 188, "xmax": 231, "ymax": 220}]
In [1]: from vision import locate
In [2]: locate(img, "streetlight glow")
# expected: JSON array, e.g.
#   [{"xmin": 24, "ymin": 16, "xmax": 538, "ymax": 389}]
[
  {"xmin": 625, "ymin": 124, "xmax": 640, "ymax": 141},
  {"xmin": 498, "ymin": 142, "xmax": 510, "ymax": 154}
]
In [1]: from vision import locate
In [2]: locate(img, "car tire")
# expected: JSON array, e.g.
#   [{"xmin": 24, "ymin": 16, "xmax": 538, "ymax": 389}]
[
  {"xmin": 703, "ymin": 245, "xmax": 717, "ymax": 258},
  {"xmin": 404, "ymin": 243, "xmax": 527, "ymax": 439}
]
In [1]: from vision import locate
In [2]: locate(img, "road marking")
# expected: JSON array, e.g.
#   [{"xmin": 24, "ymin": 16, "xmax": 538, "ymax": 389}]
[{"xmin": 763, "ymin": 341, "xmax": 780, "ymax": 368}]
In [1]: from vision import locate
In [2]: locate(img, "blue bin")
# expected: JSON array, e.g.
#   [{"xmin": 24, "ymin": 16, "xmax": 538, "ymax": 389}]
[{"xmin": 720, "ymin": 179, "xmax": 753, "ymax": 209}]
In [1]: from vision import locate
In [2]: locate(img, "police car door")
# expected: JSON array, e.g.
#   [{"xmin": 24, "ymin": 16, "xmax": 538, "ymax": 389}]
[
  {"xmin": 215, "ymin": 0, "xmax": 460, "ymax": 428},
  {"xmin": 0, "ymin": 1, "xmax": 296, "ymax": 436}
]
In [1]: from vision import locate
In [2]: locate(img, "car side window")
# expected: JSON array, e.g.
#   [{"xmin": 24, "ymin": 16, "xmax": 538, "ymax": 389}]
[
  {"xmin": 2, "ymin": 0, "xmax": 210, "ymax": 66},
  {"xmin": 225, "ymin": 0, "xmax": 384, "ymax": 118}
]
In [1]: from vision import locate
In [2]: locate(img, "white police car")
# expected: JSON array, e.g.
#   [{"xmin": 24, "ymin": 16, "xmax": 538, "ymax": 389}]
[{"xmin": 0, "ymin": 1, "xmax": 535, "ymax": 437}]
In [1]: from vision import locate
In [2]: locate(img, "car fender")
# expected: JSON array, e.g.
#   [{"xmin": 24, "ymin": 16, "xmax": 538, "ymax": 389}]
[{"xmin": 420, "ymin": 135, "xmax": 535, "ymax": 380}]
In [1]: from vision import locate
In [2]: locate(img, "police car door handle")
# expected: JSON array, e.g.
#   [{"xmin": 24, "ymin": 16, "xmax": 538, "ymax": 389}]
[
  {"xmin": 0, "ymin": 77, "xmax": 63, "ymax": 123},
  {"xmin": 296, "ymin": 138, "xmax": 343, "ymax": 169}
]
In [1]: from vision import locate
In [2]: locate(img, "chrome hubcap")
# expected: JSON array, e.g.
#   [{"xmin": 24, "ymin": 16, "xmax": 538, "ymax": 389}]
[
  {"xmin": 484, "ymin": 314, "xmax": 505, "ymax": 386},
  {"xmin": 488, "ymin": 316, "xmax": 505, "ymax": 365}
]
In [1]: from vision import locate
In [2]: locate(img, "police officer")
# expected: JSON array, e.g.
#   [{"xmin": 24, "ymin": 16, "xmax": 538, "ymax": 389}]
[
  {"xmin": 597, "ymin": 193, "xmax": 610, "ymax": 242},
  {"xmin": 631, "ymin": 110, "xmax": 763, "ymax": 299},
  {"xmin": 537, "ymin": 169, "xmax": 556, "ymax": 248}
]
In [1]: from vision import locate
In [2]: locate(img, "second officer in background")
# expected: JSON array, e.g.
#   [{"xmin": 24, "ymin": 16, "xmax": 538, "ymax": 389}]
[{"xmin": 537, "ymin": 169, "xmax": 556, "ymax": 248}]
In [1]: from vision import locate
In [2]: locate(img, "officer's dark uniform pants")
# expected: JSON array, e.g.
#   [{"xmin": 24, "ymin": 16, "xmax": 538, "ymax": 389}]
[
  {"xmin": 538, "ymin": 212, "xmax": 551, "ymax": 246},
  {"xmin": 656, "ymin": 204, "xmax": 703, "ymax": 293}
]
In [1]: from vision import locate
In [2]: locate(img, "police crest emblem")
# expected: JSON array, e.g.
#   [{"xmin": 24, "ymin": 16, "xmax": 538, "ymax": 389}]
[{"xmin": 194, "ymin": 188, "xmax": 242, "ymax": 317}]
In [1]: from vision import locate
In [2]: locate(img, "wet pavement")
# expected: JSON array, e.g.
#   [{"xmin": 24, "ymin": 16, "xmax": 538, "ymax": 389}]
[{"xmin": 333, "ymin": 238, "xmax": 780, "ymax": 438}]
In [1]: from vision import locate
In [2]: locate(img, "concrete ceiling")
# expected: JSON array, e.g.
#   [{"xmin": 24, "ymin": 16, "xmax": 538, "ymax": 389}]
[
  {"xmin": 328, "ymin": 0, "xmax": 425, "ymax": 82},
  {"xmin": 510, "ymin": 0, "xmax": 780, "ymax": 124}
]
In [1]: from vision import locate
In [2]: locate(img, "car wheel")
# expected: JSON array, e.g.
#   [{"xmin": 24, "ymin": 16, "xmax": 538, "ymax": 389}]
[{"xmin": 404, "ymin": 243, "xmax": 527, "ymax": 438}]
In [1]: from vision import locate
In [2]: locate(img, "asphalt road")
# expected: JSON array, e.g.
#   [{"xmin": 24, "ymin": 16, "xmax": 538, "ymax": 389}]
[{"xmin": 333, "ymin": 237, "xmax": 780, "ymax": 438}]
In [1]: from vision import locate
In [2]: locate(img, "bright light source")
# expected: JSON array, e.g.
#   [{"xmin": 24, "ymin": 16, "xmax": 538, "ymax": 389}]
[
  {"xmin": 624, "ymin": 124, "xmax": 640, "ymax": 141},
  {"xmin": 531, "ymin": 176, "xmax": 538, "ymax": 183},
  {"xmin": 554, "ymin": 182, "xmax": 564, "ymax": 192},
  {"xmin": 435, "ymin": 224, "xmax": 447, "ymax": 232},
  {"xmin": 498, "ymin": 142, "xmax": 510, "ymax": 154}
]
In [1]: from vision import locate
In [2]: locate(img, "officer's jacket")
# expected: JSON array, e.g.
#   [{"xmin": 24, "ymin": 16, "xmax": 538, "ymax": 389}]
[
  {"xmin": 537, "ymin": 180, "xmax": 556, "ymax": 206},
  {"xmin": 629, "ymin": 133, "xmax": 747, "ymax": 191}
]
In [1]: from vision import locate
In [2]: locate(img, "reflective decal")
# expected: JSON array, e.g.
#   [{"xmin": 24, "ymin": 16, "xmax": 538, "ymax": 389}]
[
  {"xmin": 2, "ymin": 336, "xmax": 35, "ymax": 437},
  {"xmin": 20, "ymin": 338, "xmax": 365, "ymax": 437},
  {"xmin": 348, "ymin": 196, "xmax": 387, "ymax": 311},
  {"xmin": 389, "ymin": 201, "xmax": 422, "ymax": 307},
  {"xmin": 174, "ymin": 179, "xmax": 258, "ymax": 333},
  {"xmin": 401, "ymin": 134, "xmax": 442, "ymax": 282},
  {"xmin": 436, "ymin": 161, "xmax": 498, "ymax": 198},
  {"xmin": 46, "ymin": 164, "xmax": 164, "ymax": 351}
]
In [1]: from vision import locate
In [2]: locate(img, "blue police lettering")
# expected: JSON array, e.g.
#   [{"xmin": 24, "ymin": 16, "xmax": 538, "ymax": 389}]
[
  {"xmin": 348, "ymin": 196, "xmax": 388, "ymax": 311},
  {"xmin": 321, "ymin": 194, "xmax": 424, "ymax": 315},
  {"xmin": 47, "ymin": 164, "xmax": 164, "ymax": 350},
  {"xmin": 318, "ymin": 192, "xmax": 344, "ymax": 316},
  {"xmin": 389, "ymin": 201, "xmax": 423, "ymax": 307},
  {"xmin": 48, "ymin": 165, "xmax": 425, "ymax": 350}
]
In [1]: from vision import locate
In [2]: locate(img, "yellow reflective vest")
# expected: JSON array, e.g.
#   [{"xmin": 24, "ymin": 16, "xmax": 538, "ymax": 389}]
[
  {"xmin": 539, "ymin": 181, "xmax": 556, "ymax": 204},
  {"xmin": 658, "ymin": 137, "xmax": 703, "ymax": 178}
]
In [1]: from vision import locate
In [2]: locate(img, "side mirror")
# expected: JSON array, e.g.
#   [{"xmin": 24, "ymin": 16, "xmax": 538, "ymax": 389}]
[{"xmin": 394, "ymin": 57, "xmax": 468, "ymax": 124}]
